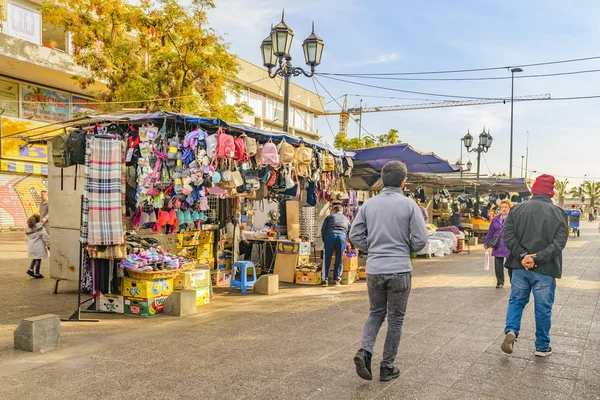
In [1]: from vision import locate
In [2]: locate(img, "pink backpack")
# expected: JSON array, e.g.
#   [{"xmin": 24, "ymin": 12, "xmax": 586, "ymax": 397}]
[
  {"xmin": 215, "ymin": 127, "xmax": 235, "ymax": 159},
  {"xmin": 234, "ymin": 136, "xmax": 249, "ymax": 162},
  {"xmin": 261, "ymin": 139, "xmax": 279, "ymax": 167}
]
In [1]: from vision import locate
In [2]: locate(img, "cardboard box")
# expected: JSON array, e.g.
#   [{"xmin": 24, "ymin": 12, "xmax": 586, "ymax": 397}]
[
  {"xmin": 297, "ymin": 255, "xmax": 310, "ymax": 267},
  {"xmin": 193, "ymin": 286, "xmax": 211, "ymax": 306},
  {"xmin": 295, "ymin": 270, "xmax": 322, "ymax": 285},
  {"xmin": 274, "ymin": 253, "xmax": 299, "ymax": 283},
  {"xmin": 196, "ymin": 230, "xmax": 215, "ymax": 244},
  {"xmin": 286, "ymin": 200, "xmax": 300, "ymax": 240},
  {"xmin": 211, "ymin": 270, "xmax": 232, "ymax": 287},
  {"xmin": 122, "ymin": 277, "xmax": 174, "ymax": 298},
  {"xmin": 330, "ymin": 255, "xmax": 359, "ymax": 272},
  {"xmin": 277, "ymin": 241, "xmax": 299, "ymax": 254},
  {"xmin": 174, "ymin": 269, "xmax": 211, "ymax": 290},
  {"xmin": 328, "ymin": 270, "xmax": 359, "ymax": 285},
  {"xmin": 124, "ymin": 296, "xmax": 168, "ymax": 317},
  {"xmin": 298, "ymin": 242, "xmax": 311, "ymax": 256},
  {"xmin": 197, "ymin": 244, "xmax": 214, "ymax": 259},
  {"xmin": 96, "ymin": 294, "xmax": 124, "ymax": 313}
]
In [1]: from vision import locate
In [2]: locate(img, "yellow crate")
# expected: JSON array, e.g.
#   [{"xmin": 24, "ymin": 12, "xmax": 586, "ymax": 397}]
[
  {"xmin": 194, "ymin": 286, "xmax": 211, "ymax": 306},
  {"xmin": 197, "ymin": 244, "xmax": 214, "ymax": 259},
  {"xmin": 295, "ymin": 270, "xmax": 322, "ymax": 285},
  {"xmin": 173, "ymin": 269, "xmax": 211, "ymax": 290},
  {"xmin": 122, "ymin": 277, "xmax": 174, "ymax": 298}
]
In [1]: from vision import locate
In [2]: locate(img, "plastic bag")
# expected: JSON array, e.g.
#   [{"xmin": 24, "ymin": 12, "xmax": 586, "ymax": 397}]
[{"xmin": 484, "ymin": 251, "xmax": 490, "ymax": 271}]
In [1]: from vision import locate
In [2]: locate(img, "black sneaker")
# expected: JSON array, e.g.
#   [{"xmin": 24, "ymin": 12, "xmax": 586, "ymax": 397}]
[
  {"xmin": 320, "ymin": 280, "xmax": 329, "ymax": 287},
  {"xmin": 34, "ymin": 274, "xmax": 44, "ymax": 279},
  {"xmin": 380, "ymin": 366, "xmax": 400, "ymax": 382},
  {"xmin": 354, "ymin": 349, "xmax": 372, "ymax": 381},
  {"xmin": 535, "ymin": 347, "xmax": 552, "ymax": 357},
  {"xmin": 26, "ymin": 270, "xmax": 35, "ymax": 278}
]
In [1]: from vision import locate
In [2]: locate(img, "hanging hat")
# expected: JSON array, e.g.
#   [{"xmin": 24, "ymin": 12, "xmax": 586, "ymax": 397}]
[
  {"xmin": 531, "ymin": 174, "xmax": 555, "ymax": 198},
  {"xmin": 191, "ymin": 211, "xmax": 201, "ymax": 222}
]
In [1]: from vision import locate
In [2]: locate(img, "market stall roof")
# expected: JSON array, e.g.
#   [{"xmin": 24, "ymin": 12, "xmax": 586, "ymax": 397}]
[
  {"xmin": 406, "ymin": 174, "xmax": 532, "ymax": 193},
  {"xmin": 346, "ymin": 144, "xmax": 459, "ymax": 190}
]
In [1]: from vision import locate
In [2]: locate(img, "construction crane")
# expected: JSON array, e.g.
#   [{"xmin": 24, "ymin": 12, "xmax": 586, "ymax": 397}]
[{"xmin": 318, "ymin": 93, "xmax": 552, "ymax": 136}]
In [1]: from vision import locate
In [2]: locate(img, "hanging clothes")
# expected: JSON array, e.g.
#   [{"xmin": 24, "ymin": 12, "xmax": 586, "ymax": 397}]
[{"xmin": 86, "ymin": 137, "xmax": 125, "ymax": 245}]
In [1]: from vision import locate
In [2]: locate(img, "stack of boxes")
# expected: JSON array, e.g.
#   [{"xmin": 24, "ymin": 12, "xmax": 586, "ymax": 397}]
[
  {"xmin": 329, "ymin": 254, "xmax": 359, "ymax": 285},
  {"xmin": 173, "ymin": 268, "xmax": 212, "ymax": 306},
  {"xmin": 176, "ymin": 230, "xmax": 216, "ymax": 269},
  {"xmin": 121, "ymin": 276, "xmax": 174, "ymax": 317},
  {"xmin": 273, "ymin": 240, "xmax": 312, "ymax": 283}
]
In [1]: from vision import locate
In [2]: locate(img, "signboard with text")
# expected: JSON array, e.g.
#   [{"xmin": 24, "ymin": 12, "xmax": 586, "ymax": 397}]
[
  {"xmin": 71, "ymin": 95, "xmax": 100, "ymax": 117},
  {"xmin": 21, "ymin": 85, "xmax": 70, "ymax": 123},
  {"xmin": 0, "ymin": 79, "xmax": 19, "ymax": 118}
]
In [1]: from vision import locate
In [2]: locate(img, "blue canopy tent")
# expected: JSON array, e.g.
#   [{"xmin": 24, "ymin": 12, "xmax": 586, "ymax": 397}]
[{"xmin": 347, "ymin": 144, "xmax": 460, "ymax": 190}]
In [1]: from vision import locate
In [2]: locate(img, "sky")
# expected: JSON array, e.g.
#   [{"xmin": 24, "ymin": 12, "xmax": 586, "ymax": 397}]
[{"xmin": 207, "ymin": 0, "xmax": 600, "ymax": 186}]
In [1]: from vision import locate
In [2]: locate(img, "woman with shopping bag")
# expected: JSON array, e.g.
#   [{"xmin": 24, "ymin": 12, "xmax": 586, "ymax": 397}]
[{"xmin": 484, "ymin": 199, "xmax": 513, "ymax": 288}]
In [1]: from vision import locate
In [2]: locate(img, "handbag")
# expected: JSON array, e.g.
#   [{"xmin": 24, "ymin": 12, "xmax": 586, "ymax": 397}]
[{"xmin": 489, "ymin": 220, "xmax": 505, "ymax": 249}]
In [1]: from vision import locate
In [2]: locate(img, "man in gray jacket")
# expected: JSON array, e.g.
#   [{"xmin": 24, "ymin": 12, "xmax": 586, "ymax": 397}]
[{"xmin": 350, "ymin": 161, "xmax": 428, "ymax": 382}]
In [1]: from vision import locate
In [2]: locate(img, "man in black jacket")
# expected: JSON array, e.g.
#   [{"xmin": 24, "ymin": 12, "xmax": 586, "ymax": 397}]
[{"xmin": 501, "ymin": 174, "xmax": 568, "ymax": 357}]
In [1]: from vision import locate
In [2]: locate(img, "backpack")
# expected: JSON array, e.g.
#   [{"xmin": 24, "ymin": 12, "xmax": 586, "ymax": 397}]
[
  {"xmin": 206, "ymin": 133, "xmax": 218, "ymax": 158},
  {"xmin": 241, "ymin": 169, "xmax": 261, "ymax": 192},
  {"xmin": 243, "ymin": 135, "xmax": 258, "ymax": 157},
  {"xmin": 261, "ymin": 139, "xmax": 279, "ymax": 167},
  {"xmin": 342, "ymin": 156, "xmax": 354, "ymax": 177},
  {"xmin": 234, "ymin": 136, "xmax": 249, "ymax": 162},
  {"xmin": 278, "ymin": 140, "xmax": 295, "ymax": 165},
  {"xmin": 323, "ymin": 153, "xmax": 335, "ymax": 172},
  {"xmin": 215, "ymin": 127, "xmax": 235, "ymax": 159},
  {"xmin": 67, "ymin": 129, "xmax": 87, "ymax": 165},
  {"xmin": 52, "ymin": 133, "xmax": 72, "ymax": 168},
  {"xmin": 295, "ymin": 144, "xmax": 313, "ymax": 178}
]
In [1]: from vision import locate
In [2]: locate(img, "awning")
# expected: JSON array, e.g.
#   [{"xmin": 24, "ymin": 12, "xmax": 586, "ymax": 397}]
[{"xmin": 350, "ymin": 144, "xmax": 460, "ymax": 173}]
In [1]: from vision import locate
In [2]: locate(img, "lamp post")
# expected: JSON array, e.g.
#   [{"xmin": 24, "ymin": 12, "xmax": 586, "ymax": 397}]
[
  {"xmin": 509, "ymin": 67, "xmax": 523, "ymax": 178},
  {"xmin": 458, "ymin": 137, "xmax": 473, "ymax": 178},
  {"xmin": 464, "ymin": 128, "xmax": 493, "ymax": 205},
  {"xmin": 261, "ymin": 11, "xmax": 324, "ymax": 133}
]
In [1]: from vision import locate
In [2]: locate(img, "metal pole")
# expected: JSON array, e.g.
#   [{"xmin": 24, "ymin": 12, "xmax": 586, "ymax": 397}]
[
  {"xmin": 525, "ymin": 131, "xmax": 529, "ymax": 177},
  {"xmin": 476, "ymin": 148, "xmax": 482, "ymax": 206},
  {"xmin": 509, "ymin": 71, "xmax": 515, "ymax": 178},
  {"xmin": 521, "ymin": 156, "xmax": 524, "ymax": 178},
  {"xmin": 282, "ymin": 59, "xmax": 292, "ymax": 133},
  {"xmin": 460, "ymin": 139, "xmax": 463, "ymax": 179},
  {"xmin": 358, "ymin": 99, "xmax": 363, "ymax": 140}
]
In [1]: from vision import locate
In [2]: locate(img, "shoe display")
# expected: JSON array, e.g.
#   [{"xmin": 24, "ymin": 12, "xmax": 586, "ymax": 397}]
[
  {"xmin": 535, "ymin": 347, "xmax": 552, "ymax": 357},
  {"xmin": 501, "ymin": 332, "xmax": 516, "ymax": 354},
  {"xmin": 380, "ymin": 366, "xmax": 400, "ymax": 382},
  {"xmin": 354, "ymin": 349, "xmax": 373, "ymax": 381}
]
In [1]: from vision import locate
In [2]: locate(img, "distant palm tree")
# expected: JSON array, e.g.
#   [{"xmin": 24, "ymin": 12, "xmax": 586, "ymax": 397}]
[
  {"xmin": 581, "ymin": 181, "xmax": 600, "ymax": 212},
  {"xmin": 555, "ymin": 179, "xmax": 569, "ymax": 208}
]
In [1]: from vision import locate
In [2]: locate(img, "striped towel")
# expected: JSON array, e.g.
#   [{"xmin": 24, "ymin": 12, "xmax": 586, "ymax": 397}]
[{"xmin": 86, "ymin": 137, "xmax": 124, "ymax": 245}]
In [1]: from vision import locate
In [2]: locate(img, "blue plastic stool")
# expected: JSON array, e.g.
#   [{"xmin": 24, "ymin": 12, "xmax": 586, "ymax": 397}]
[{"xmin": 229, "ymin": 261, "xmax": 257, "ymax": 294}]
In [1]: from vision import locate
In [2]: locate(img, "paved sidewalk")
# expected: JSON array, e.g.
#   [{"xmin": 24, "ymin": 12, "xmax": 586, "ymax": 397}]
[{"xmin": 0, "ymin": 224, "xmax": 599, "ymax": 399}]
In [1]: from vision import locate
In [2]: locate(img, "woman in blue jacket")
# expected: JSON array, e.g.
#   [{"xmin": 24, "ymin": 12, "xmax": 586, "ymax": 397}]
[{"xmin": 484, "ymin": 199, "xmax": 512, "ymax": 288}]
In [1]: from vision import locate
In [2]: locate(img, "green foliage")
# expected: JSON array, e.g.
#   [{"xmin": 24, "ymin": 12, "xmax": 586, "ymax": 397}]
[
  {"xmin": 41, "ymin": 0, "xmax": 250, "ymax": 122},
  {"xmin": 334, "ymin": 128, "xmax": 402, "ymax": 150},
  {"xmin": 554, "ymin": 179, "xmax": 569, "ymax": 208},
  {"xmin": 567, "ymin": 180, "xmax": 600, "ymax": 210}
]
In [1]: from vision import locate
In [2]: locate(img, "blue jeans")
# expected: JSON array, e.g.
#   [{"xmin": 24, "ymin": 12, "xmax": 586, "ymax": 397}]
[
  {"xmin": 505, "ymin": 269, "xmax": 556, "ymax": 350},
  {"xmin": 323, "ymin": 233, "xmax": 346, "ymax": 281}
]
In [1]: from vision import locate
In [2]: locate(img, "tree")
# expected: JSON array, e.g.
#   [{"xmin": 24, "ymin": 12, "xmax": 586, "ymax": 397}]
[
  {"xmin": 334, "ymin": 128, "xmax": 402, "ymax": 150},
  {"xmin": 41, "ymin": 0, "xmax": 250, "ymax": 121},
  {"xmin": 568, "ymin": 181, "xmax": 600, "ymax": 211},
  {"xmin": 554, "ymin": 179, "xmax": 569, "ymax": 208}
]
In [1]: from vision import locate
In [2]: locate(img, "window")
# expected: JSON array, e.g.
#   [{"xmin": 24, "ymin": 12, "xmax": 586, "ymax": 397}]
[
  {"xmin": 266, "ymin": 97, "xmax": 283, "ymax": 123},
  {"xmin": 293, "ymin": 108, "xmax": 309, "ymax": 131},
  {"xmin": 5, "ymin": 2, "xmax": 41, "ymax": 45},
  {"xmin": 42, "ymin": 22, "xmax": 68, "ymax": 52},
  {"xmin": 225, "ymin": 90, "xmax": 238, "ymax": 106},
  {"xmin": 247, "ymin": 91, "xmax": 264, "ymax": 117}
]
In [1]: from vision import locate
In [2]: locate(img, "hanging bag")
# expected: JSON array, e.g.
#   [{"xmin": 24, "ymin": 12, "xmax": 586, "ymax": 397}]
[
  {"xmin": 489, "ymin": 220, "xmax": 505, "ymax": 249},
  {"xmin": 323, "ymin": 153, "xmax": 336, "ymax": 172},
  {"xmin": 234, "ymin": 136, "xmax": 250, "ymax": 162},
  {"xmin": 295, "ymin": 143, "xmax": 313, "ymax": 178},
  {"xmin": 215, "ymin": 127, "xmax": 235, "ymax": 159},
  {"xmin": 278, "ymin": 140, "xmax": 295, "ymax": 165},
  {"xmin": 206, "ymin": 132, "xmax": 218, "ymax": 159},
  {"xmin": 243, "ymin": 135, "xmax": 258, "ymax": 157},
  {"xmin": 261, "ymin": 139, "xmax": 280, "ymax": 167}
]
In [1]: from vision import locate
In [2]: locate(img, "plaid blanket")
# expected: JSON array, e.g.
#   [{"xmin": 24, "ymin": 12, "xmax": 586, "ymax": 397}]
[
  {"xmin": 80, "ymin": 143, "xmax": 91, "ymax": 244},
  {"xmin": 85, "ymin": 137, "xmax": 124, "ymax": 245}
]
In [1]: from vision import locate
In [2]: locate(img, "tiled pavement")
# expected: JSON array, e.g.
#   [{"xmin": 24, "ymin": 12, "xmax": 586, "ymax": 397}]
[{"xmin": 0, "ymin": 223, "xmax": 598, "ymax": 399}]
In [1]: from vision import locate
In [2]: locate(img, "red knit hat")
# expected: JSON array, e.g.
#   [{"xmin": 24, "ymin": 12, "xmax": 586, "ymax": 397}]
[{"xmin": 531, "ymin": 174, "xmax": 555, "ymax": 197}]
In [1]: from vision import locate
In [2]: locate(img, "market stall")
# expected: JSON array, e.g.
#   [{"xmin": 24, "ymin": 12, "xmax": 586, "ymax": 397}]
[{"xmin": 43, "ymin": 111, "xmax": 355, "ymax": 318}]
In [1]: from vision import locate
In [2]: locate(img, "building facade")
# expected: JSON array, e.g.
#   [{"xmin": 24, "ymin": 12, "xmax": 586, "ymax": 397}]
[{"xmin": 0, "ymin": 0, "xmax": 324, "ymax": 228}]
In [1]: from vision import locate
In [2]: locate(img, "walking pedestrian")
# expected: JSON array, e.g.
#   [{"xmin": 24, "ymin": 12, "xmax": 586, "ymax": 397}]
[
  {"xmin": 501, "ymin": 174, "xmax": 568, "ymax": 357},
  {"xmin": 350, "ymin": 161, "xmax": 428, "ymax": 381},
  {"xmin": 38, "ymin": 190, "xmax": 49, "ymax": 231},
  {"xmin": 321, "ymin": 203, "xmax": 350, "ymax": 287},
  {"xmin": 25, "ymin": 214, "xmax": 50, "ymax": 279},
  {"xmin": 484, "ymin": 199, "xmax": 513, "ymax": 288},
  {"xmin": 416, "ymin": 199, "xmax": 429, "ymax": 223}
]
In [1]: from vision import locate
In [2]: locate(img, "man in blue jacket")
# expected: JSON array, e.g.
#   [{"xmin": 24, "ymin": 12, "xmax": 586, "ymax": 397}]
[
  {"xmin": 350, "ymin": 161, "xmax": 428, "ymax": 382},
  {"xmin": 501, "ymin": 174, "xmax": 568, "ymax": 357}
]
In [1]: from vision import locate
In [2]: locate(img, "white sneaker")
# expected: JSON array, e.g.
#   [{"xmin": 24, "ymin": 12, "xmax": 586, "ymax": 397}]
[{"xmin": 535, "ymin": 347, "xmax": 552, "ymax": 357}]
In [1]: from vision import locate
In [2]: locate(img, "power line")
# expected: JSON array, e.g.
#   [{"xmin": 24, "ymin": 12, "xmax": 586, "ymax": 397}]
[
  {"xmin": 313, "ymin": 76, "xmax": 375, "ymax": 138},
  {"xmin": 311, "ymin": 77, "xmax": 335, "ymax": 140},
  {"xmin": 318, "ymin": 55, "xmax": 600, "ymax": 76},
  {"xmin": 322, "ymin": 68, "xmax": 600, "ymax": 82}
]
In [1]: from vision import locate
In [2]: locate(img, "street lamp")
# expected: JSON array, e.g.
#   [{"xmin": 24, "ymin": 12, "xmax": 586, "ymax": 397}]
[
  {"xmin": 464, "ymin": 127, "xmax": 493, "ymax": 206},
  {"xmin": 509, "ymin": 67, "xmax": 523, "ymax": 178},
  {"xmin": 261, "ymin": 11, "xmax": 324, "ymax": 133}
]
